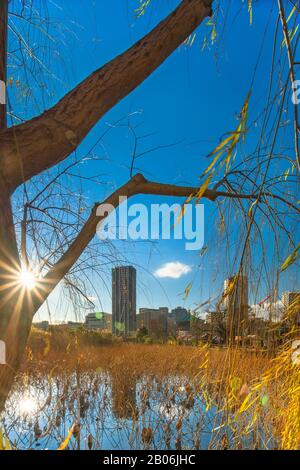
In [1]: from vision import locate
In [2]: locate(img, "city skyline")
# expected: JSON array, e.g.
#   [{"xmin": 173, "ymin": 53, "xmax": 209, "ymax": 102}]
[
  {"xmin": 0, "ymin": 0, "xmax": 299, "ymax": 453},
  {"xmin": 28, "ymin": 0, "xmax": 299, "ymax": 324},
  {"xmin": 34, "ymin": 264, "xmax": 297, "ymax": 327}
]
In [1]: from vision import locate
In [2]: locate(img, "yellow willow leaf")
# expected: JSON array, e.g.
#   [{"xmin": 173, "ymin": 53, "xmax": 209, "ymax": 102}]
[
  {"xmin": 0, "ymin": 428, "xmax": 11, "ymax": 450},
  {"xmin": 204, "ymin": 151, "xmax": 224, "ymax": 175},
  {"xmin": 230, "ymin": 376, "xmax": 242, "ymax": 399},
  {"xmin": 201, "ymin": 36, "xmax": 208, "ymax": 51},
  {"xmin": 203, "ymin": 390, "xmax": 212, "ymax": 410},
  {"xmin": 185, "ymin": 32, "xmax": 197, "ymax": 47},
  {"xmin": 175, "ymin": 188, "xmax": 198, "ymax": 226},
  {"xmin": 204, "ymin": 92, "xmax": 250, "ymax": 175},
  {"xmin": 186, "ymin": 192, "xmax": 196, "ymax": 203},
  {"xmin": 287, "ymin": 5, "xmax": 296, "ymax": 23},
  {"xmin": 135, "ymin": 0, "xmax": 151, "ymax": 17},
  {"xmin": 206, "ymin": 17, "xmax": 217, "ymax": 45},
  {"xmin": 225, "ymin": 141, "xmax": 238, "ymax": 172},
  {"xmin": 196, "ymin": 175, "xmax": 212, "ymax": 201},
  {"xmin": 174, "ymin": 205, "xmax": 185, "ymax": 227},
  {"xmin": 202, "ymin": 92, "xmax": 250, "ymax": 179},
  {"xmin": 183, "ymin": 282, "xmax": 193, "ymax": 300},
  {"xmin": 280, "ymin": 243, "xmax": 300, "ymax": 272},
  {"xmin": 238, "ymin": 394, "xmax": 259, "ymax": 415},
  {"xmin": 281, "ymin": 24, "xmax": 299, "ymax": 48},
  {"xmin": 208, "ymin": 133, "xmax": 235, "ymax": 159},
  {"xmin": 290, "ymin": 23, "xmax": 299, "ymax": 42},
  {"xmin": 245, "ymin": 414, "xmax": 257, "ymax": 433},
  {"xmin": 199, "ymin": 357, "xmax": 209, "ymax": 370},
  {"xmin": 190, "ymin": 33, "xmax": 197, "ymax": 46},
  {"xmin": 3, "ymin": 435, "xmax": 11, "ymax": 450},
  {"xmin": 223, "ymin": 100, "xmax": 249, "ymax": 162},
  {"xmin": 57, "ymin": 426, "xmax": 74, "ymax": 451},
  {"xmin": 0, "ymin": 429, "xmax": 4, "ymax": 450},
  {"xmin": 184, "ymin": 35, "xmax": 191, "ymax": 46},
  {"xmin": 241, "ymin": 92, "xmax": 251, "ymax": 140},
  {"xmin": 217, "ymin": 275, "xmax": 237, "ymax": 309},
  {"xmin": 284, "ymin": 168, "xmax": 290, "ymax": 180},
  {"xmin": 248, "ymin": 0, "xmax": 253, "ymax": 25},
  {"xmin": 286, "ymin": 297, "xmax": 300, "ymax": 320},
  {"xmin": 248, "ymin": 199, "xmax": 258, "ymax": 218},
  {"xmin": 211, "ymin": 24, "xmax": 217, "ymax": 44}
]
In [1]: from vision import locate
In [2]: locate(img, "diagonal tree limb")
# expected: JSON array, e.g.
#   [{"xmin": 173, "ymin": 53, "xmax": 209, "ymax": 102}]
[
  {"xmin": 32, "ymin": 173, "xmax": 199, "ymax": 310},
  {"xmin": 0, "ymin": 0, "xmax": 213, "ymax": 192},
  {"xmin": 32, "ymin": 172, "xmax": 297, "ymax": 313}
]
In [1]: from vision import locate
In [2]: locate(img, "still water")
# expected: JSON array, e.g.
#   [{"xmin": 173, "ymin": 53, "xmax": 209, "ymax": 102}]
[{"xmin": 1, "ymin": 372, "xmax": 273, "ymax": 450}]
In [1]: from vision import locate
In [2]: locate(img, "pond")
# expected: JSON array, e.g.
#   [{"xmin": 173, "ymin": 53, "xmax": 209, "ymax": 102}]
[{"xmin": 1, "ymin": 371, "xmax": 274, "ymax": 450}]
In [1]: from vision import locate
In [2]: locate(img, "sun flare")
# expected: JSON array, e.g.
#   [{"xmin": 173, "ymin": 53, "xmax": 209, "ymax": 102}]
[
  {"xmin": 19, "ymin": 267, "xmax": 36, "ymax": 291},
  {"xmin": 19, "ymin": 397, "xmax": 37, "ymax": 416}
]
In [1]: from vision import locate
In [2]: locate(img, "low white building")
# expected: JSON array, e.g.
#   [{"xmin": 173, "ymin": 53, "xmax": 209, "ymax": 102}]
[{"xmin": 85, "ymin": 312, "xmax": 112, "ymax": 330}]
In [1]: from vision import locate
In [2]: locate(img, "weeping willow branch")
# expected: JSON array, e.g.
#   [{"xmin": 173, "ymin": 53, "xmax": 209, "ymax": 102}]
[{"xmin": 278, "ymin": 0, "xmax": 300, "ymax": 170}]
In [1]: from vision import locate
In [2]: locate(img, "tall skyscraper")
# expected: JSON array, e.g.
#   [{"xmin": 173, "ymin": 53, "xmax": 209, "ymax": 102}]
[
  {"xmin": 112, "ymin": 266, "xmax": 136, "ymax": 336},
  {"xmin": 224, "ymin": 274, "xmax": 248, "ymax": 339}
]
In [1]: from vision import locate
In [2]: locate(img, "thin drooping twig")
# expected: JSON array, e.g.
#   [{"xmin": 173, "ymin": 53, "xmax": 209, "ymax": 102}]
[{"xmin": 278, "ymin": 0, "xmax": 300, "ymax": 170}]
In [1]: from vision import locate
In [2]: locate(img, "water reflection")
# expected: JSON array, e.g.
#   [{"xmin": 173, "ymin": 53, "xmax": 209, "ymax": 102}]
[
  {"xmin": 111, "ymin": 374, "xmax": 137, "ymax": 420},
  {"xmin": 0, "ymin": 371, "xmax": 274, "ymax": 450}
]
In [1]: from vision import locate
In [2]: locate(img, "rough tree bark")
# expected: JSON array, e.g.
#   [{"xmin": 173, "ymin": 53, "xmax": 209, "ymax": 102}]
[
  {"xmin": 0, "ymin": 1, "xmax": 213, "ymax": 412},
  {"xmin": 0, "ymin": 0, "xmax": 213, "ymax": 192}
]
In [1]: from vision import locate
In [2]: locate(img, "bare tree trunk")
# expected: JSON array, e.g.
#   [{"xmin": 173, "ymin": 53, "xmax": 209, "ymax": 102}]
[
  {"xmin": 0, "ymin": 173, "xmax": 199, "ymax": 412},
  {"xmin": 0, "ymin": 0, "xmax": 214, "ymax": 415},
  {"xmin": 0, "ymin": 2, "xmax": 33, "ymax": 409},
  {"xmin": 0, "ymin": 301, "xmax": 34, "ymax": 413},
  {"xmin": 0, "ymin": 0, "xmax": 22, "ymax": 413},
  {"xmin": 0, "ymin": 187, "xmax": 35, "ymax": 412}
]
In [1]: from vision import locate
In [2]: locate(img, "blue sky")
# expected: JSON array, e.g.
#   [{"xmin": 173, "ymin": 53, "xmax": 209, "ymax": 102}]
[{"xmin": 9, "ymin": 1, "xmax": 299, "ymax": 321}]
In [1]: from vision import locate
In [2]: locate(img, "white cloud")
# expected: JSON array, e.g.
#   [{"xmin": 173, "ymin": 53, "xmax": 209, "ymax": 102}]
[{"xmin": 154, "ymin": 262, "xmax": 192, "ymax": 279}]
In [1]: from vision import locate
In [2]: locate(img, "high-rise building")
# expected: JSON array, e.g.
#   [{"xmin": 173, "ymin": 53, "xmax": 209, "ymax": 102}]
[
  {"xmin": 281, "ymin": 292, "xmax": 300, "ymax": 326},
  {"xmin": 171, "ymin": 306, "xmax": 191, "ymax": 330},
  {"xmin": 138, "ymin": 307, "xmax": 168, "ymax": 340},
  {"xmin": 112, "ymin": 266, "xmax": 136, "ymax": 336},
  {"xmin": 224, "ymin": 274, "xmax": 249, "ymax": 339}
]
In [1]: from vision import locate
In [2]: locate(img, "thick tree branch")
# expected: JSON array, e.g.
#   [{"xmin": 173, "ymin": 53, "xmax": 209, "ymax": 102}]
[
  {"xmin": 32, "ymin": 172, "xmax": 297, "ymax": 313},
  {"xmin": 32, "ymin": 173, "xmax": 203, "ymax": 310},
  {"xmin": 0, "ymin": 0, "xmax": 213, "ymax": 192}
]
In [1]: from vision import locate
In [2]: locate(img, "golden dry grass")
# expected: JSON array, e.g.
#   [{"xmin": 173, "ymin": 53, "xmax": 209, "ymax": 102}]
[
  {"xmin": 24, "ymin": 339, "xmax": 270, "ymax": 382},
  {"xmin": 18, "ymin": 329, "xmax": 299, "ymax": 450}
]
